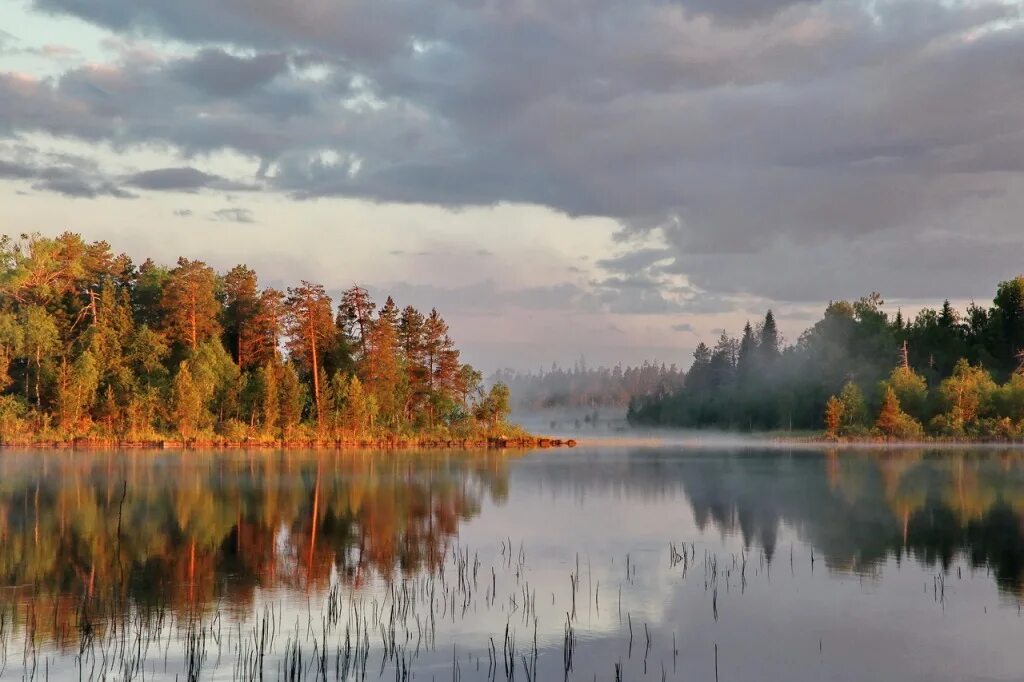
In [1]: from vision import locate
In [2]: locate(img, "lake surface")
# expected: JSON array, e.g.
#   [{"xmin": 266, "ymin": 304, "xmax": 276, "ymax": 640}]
[{"xmin": 2, "ymin": 444, "xmax": 1024, "ymax": 681}]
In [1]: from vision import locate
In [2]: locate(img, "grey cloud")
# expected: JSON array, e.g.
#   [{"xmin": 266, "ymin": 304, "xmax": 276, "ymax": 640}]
[
  {"xmin": 171, "ymin": 49, "xmax": 289, "ymax": 96},
  {"xmin": 0, "ymin": 158, "xmax": 36, "ymax": 179},
  {"xmin": 666, "ymin": 224, "xmax": 1024, "ymax": 304},
  {"xmin": 7, "ymin": 0, "xmax": 1024, "ymax": 306},
  {"xmin": 33, "ymin": 172, "xmax": 135, "ymax": 199},
  {"xmin": 211, "ymin": 207, "xmax": 255, "ymax": 223},
  {"xmin": 0, "ymin": 145, "xmax": 137, "ymax": 198},
  {"xmin": 675, "ymin": 0, "xmax": 815, "ymax": 24},
  {"xmin": 671, "ymin": 322, "xmax": 695, "ymax": 333},
  {"xmin": 125, "ymin": 167, "xmax": 257, "ymax": 192},
  {"xmin": 173, "ymin": 208, "xmax": 193, "ymax": 217},
  {"xmin": 597, "ymin": 248, "xmax": 674, "ymax": 274},
  {"xmin": 369, "ymin": 279, "xmax": 596, "ymax": 316}
]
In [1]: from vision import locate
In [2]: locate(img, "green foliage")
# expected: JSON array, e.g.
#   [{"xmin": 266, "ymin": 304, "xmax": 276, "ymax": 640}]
[
  {"xmin": 838, "ymin": 382, "xmax": 868, "ymax": 435},
  {"xmin": 632, "ymin": 275, "xmax": 1024, "ymax": 440},
  {"xmin": 171, "ymin": 362, "xmax": 206, "ymax": 439},
  {"xmin": 874, "ymin": 386, "xmax": 924, "ymax": 440},
  {"xmin": 0, "ymin": 232, "xmax": 511, "ymax": 443},
  {"xmin": 883, "ymin": 365, "xmax": 928, "ymax": 421},
  {"xmin": 475, "ymin": 383, "xmax": 512, "ymax": 434},
  {"xmin": 0, "ymin": 394, "xmax": 29, "ymax": 442},
  {"xmin": 934, "ymin": 360, "xmax": 997, "ymax": 436},
  {"xmin": 277, "ymin": 363, "xmax": 306, "ymax": 440}
]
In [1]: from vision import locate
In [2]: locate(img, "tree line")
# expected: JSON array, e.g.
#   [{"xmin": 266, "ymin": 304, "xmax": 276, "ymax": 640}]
[
  {"xmin": 629, "ymin": 276, "xmax": 1024, "ymax": 440},
  {"xmin": 491, "ymin": 359, "xmax": 684, "ymax": 410},
  {"xmin": 0, "ymin": 232, "xmax": 514, "ymax": 444}
]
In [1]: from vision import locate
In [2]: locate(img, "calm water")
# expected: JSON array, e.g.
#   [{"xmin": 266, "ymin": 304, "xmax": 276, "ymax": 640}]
[{"xmin": 2, "ymin": 445, "xmax": 1024, "ymax": 681}]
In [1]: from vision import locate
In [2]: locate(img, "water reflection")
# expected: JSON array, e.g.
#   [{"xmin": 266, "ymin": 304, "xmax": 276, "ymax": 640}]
[
  {"xmin": 0, "ymin": 450, "xmax": 508, "ymax": 638},
  {"xmin": 2, "ymin": 446, "xmax": 1024, "ymax": 679}
]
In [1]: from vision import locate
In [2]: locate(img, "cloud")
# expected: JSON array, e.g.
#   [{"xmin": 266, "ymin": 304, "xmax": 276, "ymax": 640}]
[
  {"xmin": 671, "ymin": 322, "xmax": 696, "ymax": 333},
  {"xmin": 33, "ymin": 171, "xmax": 134, "ymax": 199},
  {"xmin": 171, "ymin": 49, "xmax": 289, "ymax": 96},
  {"xmin": 596, "ymin": 248, "xmax": 675, "ymax": 274},
  {"xmin": 0, "ymin": 144, "xmax": 137, "ymax": 198},
  {"xmin": 211, "ymin": 207, "xmax": 255, "ymax": 223},
  {"xmin": 675, "ymin": 0, "xmax": 816, "ymax": 24},
  {"xmin": 1, "ymin": 0, "xmax": 1022, "ymax": 306},
  {"xmin": 125, "ymin": 167, "xmax": 257, "ymax": 192},
  {"xmin": 173, "ymin": 208, "xmax": 193, "ymax": 217},
  {"xmin": 371, "ymin": 279, "xmax": 596, "ymax": 316}
]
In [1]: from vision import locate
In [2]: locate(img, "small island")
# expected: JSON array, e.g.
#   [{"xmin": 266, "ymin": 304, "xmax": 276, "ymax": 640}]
[
  {"xmin": 0, "ymin": 232, "xmax": 547, "ymax": 448},
  {"xmin": 629, "ymin": 277, "xmax": 1024, "ymax": 443}
]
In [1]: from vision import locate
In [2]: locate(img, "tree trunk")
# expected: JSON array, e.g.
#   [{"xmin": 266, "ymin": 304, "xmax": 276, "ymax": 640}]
[{"xmin": 309, "ymin": 310, "xmax": 322, "ymax": 425}]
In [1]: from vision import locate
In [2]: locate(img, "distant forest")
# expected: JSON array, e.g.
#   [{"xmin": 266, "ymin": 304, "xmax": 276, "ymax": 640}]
[
  {"xmin": 492, "ymin": 360, "xmax": 684, "ymax": 411},
  {"xmin": 630, "ymin": 277, "xmax": 1024, "ymax": 440},
  {"xmin": 0, "ymin": 232, "xmax": 515, "ymax": 444}
]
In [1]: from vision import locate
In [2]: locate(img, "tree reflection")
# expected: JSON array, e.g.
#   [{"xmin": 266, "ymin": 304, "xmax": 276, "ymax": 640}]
[
  {"xmin": 678, "ymin": 448, "xmax": 1024, "ymax": 593},
  {"xmin": 0, "ymin": 449, "xmax": 509, "ymax": 642}
]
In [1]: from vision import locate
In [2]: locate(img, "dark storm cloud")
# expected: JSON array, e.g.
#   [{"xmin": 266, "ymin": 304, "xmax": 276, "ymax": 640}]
[{"xmin": 7, "ymin": 0, "xmax": 1024, "ymax": 303}]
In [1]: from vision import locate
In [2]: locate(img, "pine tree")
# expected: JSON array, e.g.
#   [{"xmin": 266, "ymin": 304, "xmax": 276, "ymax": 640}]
[
  {"xmin": 736, "ymin": 321, "xmax": 758, "ymax": 385},
  {"xmin": 246, "ymin": 288, "xmax": 285, "ymax": 369},
  {"xmin": 339, "ymin": 285, "xmax": 376, "ymax": 356},
  {"xmin": 758, "ymin": 310, "xmax": 780, "ymax": 364},
  {"xmin": 221, "ymin": 265, "xmax": 260, "ymax": 368},
  {"xmin": 161, "ymin": 258, "xmax": 221, "ymax": 350},
  {"xmin": 284, "ymin": 282, "xmax": 335, "ymax": 426},
  {"xmin": 399, "ymin": 306, "xmax": 429, "ymax": 418},
  {"xmin": 361, "ymin": 297, "xmax": 404, "ymax": 428}
]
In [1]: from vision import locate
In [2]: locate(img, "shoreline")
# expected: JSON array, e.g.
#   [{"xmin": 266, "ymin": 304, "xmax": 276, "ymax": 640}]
[{"xmin": 0, "ymin": 435, "xmax": 578, "ymax": 450}]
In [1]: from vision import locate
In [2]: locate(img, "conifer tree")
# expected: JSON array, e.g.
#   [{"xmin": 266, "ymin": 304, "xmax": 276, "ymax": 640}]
[
  {"xmin": 339, "ymin": 285, "xmax": 375, "ymax": 356},
  {"xmin": 221, "ymin": 265, "xmax": 260, "ymax": 368},
  {"xmin": 736, "ymin": 321, "xmax": 758, "ymax": 385},
  {"xmin": 758, "ymin": 310, "xmax": 780, "ymax": 363},
  {"xmin": 361, "ymin": 297, "xmax": 404, "ymax": 428},
  {"xmin": 161, "ymin": 258, "xmax": 221, "ymax": 350},
  {"xmin": 284, "ymin": 282, "xmax": 334, "ymax": 426}
]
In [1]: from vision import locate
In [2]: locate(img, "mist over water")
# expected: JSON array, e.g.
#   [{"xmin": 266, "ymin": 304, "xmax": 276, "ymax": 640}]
[{"xmin": 1, "ymin": 445, "xmax": 1024, "ymax": 681}]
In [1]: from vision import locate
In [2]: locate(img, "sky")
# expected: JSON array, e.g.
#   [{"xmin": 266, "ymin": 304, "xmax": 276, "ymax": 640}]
[{"xmin": 1, "ymin": 0, "xmax": 1023, "ymax": 372}]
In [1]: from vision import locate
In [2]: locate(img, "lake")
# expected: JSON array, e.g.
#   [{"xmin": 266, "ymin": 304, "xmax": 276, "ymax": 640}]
[{"xmin": 1, "ymin": 444, "xmax": 1023, "ymax": 681}]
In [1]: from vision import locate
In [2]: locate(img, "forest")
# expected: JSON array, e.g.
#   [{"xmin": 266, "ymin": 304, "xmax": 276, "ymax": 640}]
[
  {"xmin": 629, "ymin": 277, "xmax": 1024, "ymax": 440},
  {"xmin": 491, "ymin": 360, "xmax": 684, "ymax": 411},
  {"xmin": 0, "ymin": 232, "xmax": 516, "ymax": 445}
]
